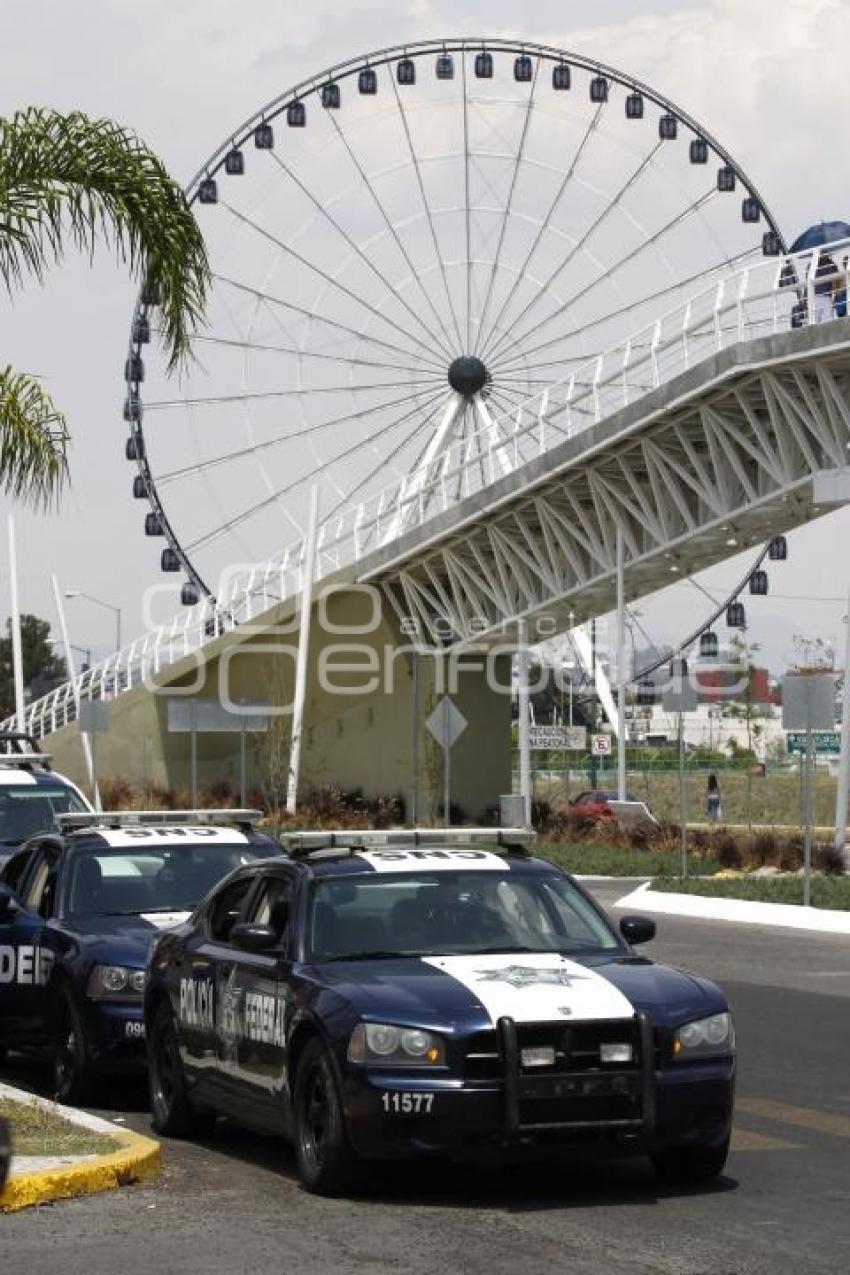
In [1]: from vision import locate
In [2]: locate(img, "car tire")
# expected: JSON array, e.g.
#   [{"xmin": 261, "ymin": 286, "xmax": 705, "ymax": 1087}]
[
  {"xmin": 148, "ymin": 1001, "xmax": 216, "ymax": 1138},
  {"xmin": 52, "ymin": 985, "xmax": 95, "ymax": 1106},
  {"xmin": 293, "ymin": 1038, "xmax": 360, "ymax": 1196},
  {"xmin": 651, "ymin": 1138, "xmax": 730, "ymax": 1185}
]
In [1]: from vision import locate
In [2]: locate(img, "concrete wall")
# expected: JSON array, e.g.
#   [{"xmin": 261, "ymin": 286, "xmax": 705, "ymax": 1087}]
[{"xmin": 44, "ymin": 587, "xmax": 512, "ymax": 822}]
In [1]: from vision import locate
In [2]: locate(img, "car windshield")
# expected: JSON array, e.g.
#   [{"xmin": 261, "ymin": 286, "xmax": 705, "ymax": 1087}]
[
  {"xmin": 307, "ymin": 870, "xmax": 621, "ymax": 961},
  {"xmin": 0, "ymin": 783, "xmax": 88, "ymax": 845},
  {"xmin": 67, "ymin": 841, "xmax": 271, "ymax": 916}
]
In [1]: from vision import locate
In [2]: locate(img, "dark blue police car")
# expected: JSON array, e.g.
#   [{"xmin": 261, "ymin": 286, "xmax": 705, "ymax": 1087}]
[
  {"xmin": 143, "ymin": 830, "xmax": 735, "ymax": 1195},
  {"xmin": 0, "ymin": 810, "xmax": 278, "ymax": 1102}
]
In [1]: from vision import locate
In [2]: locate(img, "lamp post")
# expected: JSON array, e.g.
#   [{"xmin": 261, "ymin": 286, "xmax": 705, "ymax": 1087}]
[{"xmin": 64, "ymin": 590, "xmax": 122, "ymax": 652}]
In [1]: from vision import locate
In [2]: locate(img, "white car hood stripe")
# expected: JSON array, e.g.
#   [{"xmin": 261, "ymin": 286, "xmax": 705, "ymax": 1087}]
[
  {"xmin": 356, "ymin": 848, "xmax": 507, "ymax": 872},
  {"xmin": 422, "ymin": 953, "xmax": 634, "ymax": 1023},
  {"xmin": 139, "ymin": 911, "xmax": 192, "ymax": 929}
]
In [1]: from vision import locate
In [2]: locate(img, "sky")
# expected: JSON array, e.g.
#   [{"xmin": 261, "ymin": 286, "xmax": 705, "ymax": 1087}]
[{"xmin": 2, "ymin": 0, "xmax": 850, "ymax": 674}]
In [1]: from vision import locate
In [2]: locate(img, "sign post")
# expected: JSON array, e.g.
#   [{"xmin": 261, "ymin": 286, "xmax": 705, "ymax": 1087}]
[
  {"xmin": 78, "ymin": 700, "xmax": 108, "ymax": 812},
  {"xmin": 168, "ymin": 699, "xmax": 270, "ymax": 807},
  {"xmin": 782, "ymin": 673, "xmax": 836, "ymax": 905},
  {"xmin": 425, "ymin": 697, "xmax": 467, "ymax": 826},
  {"xmin": 836, "ymin": 591, "xmax": 850, "ymax": 870},
  {"xmin": 663, "ymin": 679, "xmax": 699, "ymax": 878}
]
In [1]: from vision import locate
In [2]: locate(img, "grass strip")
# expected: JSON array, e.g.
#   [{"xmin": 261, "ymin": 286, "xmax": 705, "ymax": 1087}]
[
  {"xmin": 0, "ymin": 1097, "xmax": 119, "ymax": 1158},
  {"xmin": 537, "ymin": 843, "xmax": 719, "ymax": 878},
  {"xmin": 648, "ymin": 876, "xmax": 850, "ymax": 911}
]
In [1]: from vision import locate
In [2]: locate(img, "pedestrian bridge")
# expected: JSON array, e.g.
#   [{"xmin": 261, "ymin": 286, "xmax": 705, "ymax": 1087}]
[{"xmin": 10, "ymin": 243, "xmax": 850, "ymax": 742}]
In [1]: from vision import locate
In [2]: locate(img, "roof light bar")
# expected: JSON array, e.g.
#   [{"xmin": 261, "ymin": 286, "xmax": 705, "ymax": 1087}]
[
  {"xmin": 279, "ymin": 827, "xmax": 536, "ymax": 856},
  {"xmin": 0, "ymin": 751, "xmax": 53, "ymax": 768},
  {"xmin": 57, "ymin": 809, "xmax": 262, "ymax": 831}
]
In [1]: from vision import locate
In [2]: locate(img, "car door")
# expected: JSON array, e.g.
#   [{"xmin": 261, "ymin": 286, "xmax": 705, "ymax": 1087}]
[
  {"xmin": 0, "ymin": 841, "xmax": 61, "ymax": 1044},
  {"xmin": 172, "ymin": 871, "xmax": 258, "ymax": 1106},
  {"xmin": 222, "ymin": 868, "xmax": 296, "ymax": 1122}
]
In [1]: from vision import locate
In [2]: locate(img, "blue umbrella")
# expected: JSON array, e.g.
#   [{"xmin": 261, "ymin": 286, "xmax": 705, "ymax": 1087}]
[{"xmin": 790, "ymin": 221, "xmax": 850, "ymax": 252}]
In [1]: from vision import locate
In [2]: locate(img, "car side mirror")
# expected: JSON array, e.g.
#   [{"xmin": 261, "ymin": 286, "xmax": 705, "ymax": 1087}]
[
  {"xmin": 0, "ymin": 887, "xmax": 20, "ymax": 926},
  {"xmin": 620, "ymin": 914, "xmax": 656, "ymax": 946},
  {"xmin": 230, "ymin": 922, "xmax": 279, "ymax": 952}
]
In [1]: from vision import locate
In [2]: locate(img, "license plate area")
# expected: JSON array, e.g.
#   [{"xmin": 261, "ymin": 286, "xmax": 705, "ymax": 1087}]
[{"xmin": 517, "ymin": 1071, "xmax": 641, "ymax": 1101}]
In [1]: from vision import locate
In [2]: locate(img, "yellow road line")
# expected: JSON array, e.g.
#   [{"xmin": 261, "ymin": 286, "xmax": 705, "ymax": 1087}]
[
  {"xmin": 731, "ymin": 1128, "xmax": 802, "ymax": 1152},
  {"xmin": 737, "ymin": 1097, "xmax": 850, "ymax": 1139}
]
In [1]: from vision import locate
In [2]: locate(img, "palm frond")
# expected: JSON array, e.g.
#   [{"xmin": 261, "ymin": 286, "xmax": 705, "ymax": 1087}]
[
  {"xmin": 0, "ymin": 366, "xmax": 69, "ymax": 505},
  {"xmin": 0, "ymin": 108, "xmax": 209, "ymax": 371}
]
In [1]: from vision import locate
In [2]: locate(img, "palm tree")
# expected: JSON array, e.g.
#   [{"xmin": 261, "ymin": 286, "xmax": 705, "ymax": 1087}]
[{"xmin": 1, "ymin": 107, "xmax": 209, "ymax": 504}]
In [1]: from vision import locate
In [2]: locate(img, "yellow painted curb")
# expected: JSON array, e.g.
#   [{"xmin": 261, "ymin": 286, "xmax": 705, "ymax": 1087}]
[{"xmin": 0, "ymin": 1126, "xmax": 161, "ymax": 1212}]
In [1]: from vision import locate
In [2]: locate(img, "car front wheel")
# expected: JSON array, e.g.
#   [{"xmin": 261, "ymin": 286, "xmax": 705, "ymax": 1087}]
[
  {"xmin": 293, "ymin": 1038, "xmax": 360, "ymax": 1195},
  {"xmin": 651, "ymin": 1138, "xmax": 730, "ymax": 1185},
  {"xmin": 148, "ymin": 1001, "xmax": 215, "ymax": 1138},
  {"xmin": 53, "ymin": 986, "xmax": 94, "ymax": 1105}
]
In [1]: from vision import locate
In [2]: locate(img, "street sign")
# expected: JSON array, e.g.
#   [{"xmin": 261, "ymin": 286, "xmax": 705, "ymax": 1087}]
[
  {"xmin": 425, "ymin": 697, "xmax": 467, "ymax": 750},
  {"xmin": 167, "ymin": 699, "xmax": 271, "ymax": 808},
  {"xmin": 782, "ymin": 675, "xmax": 835, "ymax": 731},
  {"xmin": 528, "ymin": 725, "xmax": 587, "ymax": 751},
  {"xmin": 786, "ymin": 731, "xmax": 840, "ymax": 756},
  {"xmin": 662, "ymin": 682, "xmax": 699, "ymax": 713},
  {"xmin": 591, "ymin": 733, "xmax": 612, "ymax": 757},
  {"xmin": 78, "ymin": 700, "xmax": 108, "ymax": 733},
  {"xmin": 167, "ymin": 699, "xmax": 270, "ymax": 733}
]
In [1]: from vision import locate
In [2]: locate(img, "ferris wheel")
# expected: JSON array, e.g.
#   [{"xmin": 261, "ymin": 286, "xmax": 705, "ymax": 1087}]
[{"xmin": 123, "ymin": 38, "xmax": 785, "ymax": 611}]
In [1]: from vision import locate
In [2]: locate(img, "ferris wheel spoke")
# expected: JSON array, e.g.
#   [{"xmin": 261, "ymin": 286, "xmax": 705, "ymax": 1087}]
[
  {"xmin": 493, "ymin": 246, "xmax": 755, "ymax": 377},
  {"xmin": 492, "ymin": 188, "xmax": 718, "ymax": 370},
  {"xmin": 145, "ymin": 376, "xmax": 441, "ymax": 411},
  {"xmin": 484, "ymin": 140, "xmax": 665, "ymax": 367},
  {"xmin": 154, "ymin": 383, "xmax": 443, "ymax": 487},
  {"xmin": 321, "ymin": 406, "xmax": 442, "ymax": 526},
  {"xmin": 185, "ymin": 387, "xmax": 446, "ymax": 554},
  {"xmin": 181, "ymin": 330, "xmax": 438, "ymax": 377},
  {"xmin": 389, "ymin": 69, "xmax": 466, "ymax": 354},
  {"xmin": 474, "ymin": 54, "xmax": 541, "ymax": 357},
  {"xmin": 264, "ymin": 149, "xmax": 455, "ymax": 365},
  {"xmin": 220, "ymin": 201, "xmax": 449, "ymax": 369},
  {"xmin": 461, "ymin": 51, "xmax": 472, "ymax": 353},
  {"xmin": 478, "ymin": 102, "xmax": 604, "ymax": 363},
  {"xmin": 215, "ymin": 273, "xmax": 445, "ymax": 373},
  {"xmin": 324, "ymin": 102, "xmax": 459, "ymax": 363}
]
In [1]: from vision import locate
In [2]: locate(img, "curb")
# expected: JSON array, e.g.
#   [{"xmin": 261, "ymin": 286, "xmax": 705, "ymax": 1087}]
[
  {"xmin": 614, "ymin": 881, "xmax": 850, "ymax": 935},
  {"xmin": 0, "ymin": 1083, "xmax": 160, "ymax": 1213}
]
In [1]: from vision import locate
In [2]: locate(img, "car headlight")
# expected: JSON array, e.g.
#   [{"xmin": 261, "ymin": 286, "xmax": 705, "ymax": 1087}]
[
  {"xmin": 87, "ymin": 964, "xmax": 146, "ymax": 1001},
  {"xmin": 347, "ymin": 1023, "xmax": 446, "ymax": 1066},
  {"xmin": 673, "ymin": 1012, "xmax": 734, "ymax": 1059}
]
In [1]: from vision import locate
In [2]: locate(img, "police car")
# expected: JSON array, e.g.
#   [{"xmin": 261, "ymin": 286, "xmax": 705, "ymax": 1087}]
[
  {"xmin": 0, "ymin": 733, "xmax": 92, "ymax": 866},
  {"xmin": 143, "ymin": 830, "xmax": 735, "ymax": 1195},
  {"xmin": 0, "ymin": 809, "xmax": 279, "ymax": 1102}
]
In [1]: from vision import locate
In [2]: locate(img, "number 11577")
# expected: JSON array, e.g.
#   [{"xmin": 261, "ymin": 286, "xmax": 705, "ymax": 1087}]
[{"xmin": 381, "ymin": 1092, "xmax": 434, "ymax": 1114}]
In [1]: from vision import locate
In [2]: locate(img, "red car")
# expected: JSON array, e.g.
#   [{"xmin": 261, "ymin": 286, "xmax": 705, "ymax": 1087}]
[{"xmin": 569, "ymin": 791, "xmax": 657, "ymax": 831}]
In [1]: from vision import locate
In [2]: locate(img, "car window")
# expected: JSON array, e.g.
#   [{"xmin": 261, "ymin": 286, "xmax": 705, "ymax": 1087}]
[
  {"xmin": 308, "ymin": 870, "xmax": 621, "ymax": 960},
  {"xmin": 66, "ymin": 840, "xmax": 270, "ymax": 916},
  {"xmin": 1, "ymin": 846, "xmax": 35, "ymax": 894},
  {"xmin": 207, "ymin": 876, "xmax": 256, "ymax": 943},
  {"xmin": 23, "ymin": 849, "xmax": 60, "ymax": 919},
  {"xmin": 245, "ymin": 874, "xmax": 293, "ymax": 944},
  {"xmin": 0, "ymin": 783, "xmax": 88, "ymax": 846}
]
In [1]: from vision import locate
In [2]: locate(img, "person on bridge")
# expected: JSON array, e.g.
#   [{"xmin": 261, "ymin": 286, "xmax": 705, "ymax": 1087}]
[{"xmin": 706, "ymin": 773, "xmax": 722, "ymax": 824}]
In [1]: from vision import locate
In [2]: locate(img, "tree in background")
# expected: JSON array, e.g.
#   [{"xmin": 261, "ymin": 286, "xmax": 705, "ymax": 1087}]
[
  {"xmin": 0, "ymin": 107, "xmax": 209, "ymax": 504},
  {"xmin": 0, "ymin": 613, "xmax": 66, "ymax": 717}
]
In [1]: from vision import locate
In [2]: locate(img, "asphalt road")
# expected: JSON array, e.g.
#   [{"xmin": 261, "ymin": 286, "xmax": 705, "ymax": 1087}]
[{"xmin": 4, "ymin": 880, "xmax": 850, "ymax": 1275}]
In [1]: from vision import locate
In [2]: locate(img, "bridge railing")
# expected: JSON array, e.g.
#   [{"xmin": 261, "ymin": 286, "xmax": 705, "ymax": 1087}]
[{"xmin": 10, "ymin": 240, "xmax": 849, "ymax": 740}]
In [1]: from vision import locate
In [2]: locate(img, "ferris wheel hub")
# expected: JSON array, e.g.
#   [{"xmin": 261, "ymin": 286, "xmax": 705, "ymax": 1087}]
[{"xmin": 447, "ymin": 355, "xmax": 489, "ymax": 397}]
